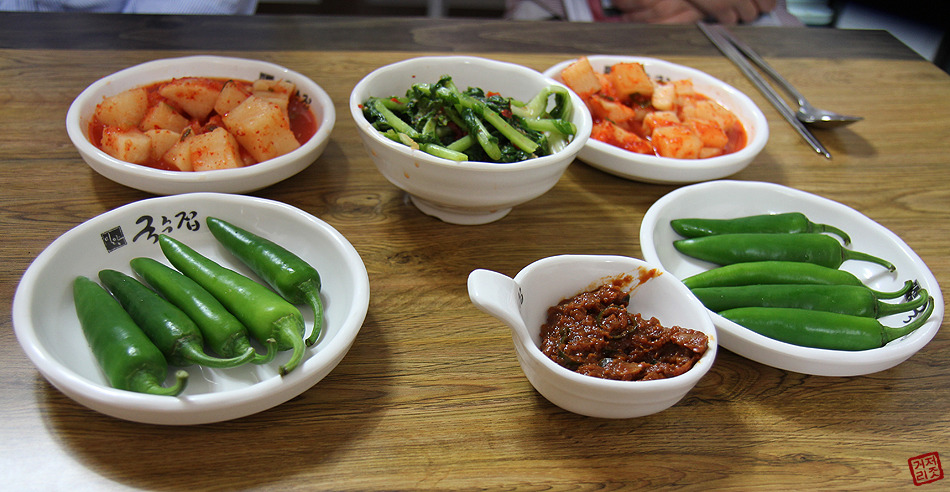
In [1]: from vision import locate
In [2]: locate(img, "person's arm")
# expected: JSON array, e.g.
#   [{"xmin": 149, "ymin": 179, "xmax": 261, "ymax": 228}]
[
  {"xmin": 609, "ymin": 0, "xmax": 775, "ymax": 24},
  {"xmin": 610, "ymin": 0, "xmax": 705, "ymax": 24},
  {"xmin": 683, "ymin": 0, "xmax": 776, "ymax": 24}
]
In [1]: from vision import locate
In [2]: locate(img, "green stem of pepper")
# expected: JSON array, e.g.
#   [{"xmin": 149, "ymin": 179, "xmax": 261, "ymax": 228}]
[
  {"xmin": 690, "ymin": 284, "xmax": 930, "ymax": 318},
  {"xmin": 206, "ymin": 217, "xmax": 325, "ymax": 346},
  {"xmin": 673, "ymin": 233, "xmax": 895, "ymax": 272},
  {"xmin": 98, "ymin": 269, "xmax": 257, "ymax": 369},
  {"xmin": 73, "ymin": 276, "xmax": 188, "ymax": 396},
  {"xmin": 719, "ymin": 294, "xmax": 934, "ymax": 351},
  {"xmin": 158, "ymin": 234, "xmax": 306, "ymax": 375},
  {"xmin": 680, "ymin": 261, "xmax": 913, "ymax": 299},
  {"xmin": 130, "ymin": 257, "xmax": 277, "ymax": 365},
  {"xmin": 671, "ymin": 213, "xmax": 852, "ymax": 245}
]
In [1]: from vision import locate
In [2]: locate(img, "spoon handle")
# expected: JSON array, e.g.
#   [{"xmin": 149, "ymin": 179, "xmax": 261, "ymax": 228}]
[{"xmin": 713, "ymin": 27, "xmax": 808, "ymax": 108}]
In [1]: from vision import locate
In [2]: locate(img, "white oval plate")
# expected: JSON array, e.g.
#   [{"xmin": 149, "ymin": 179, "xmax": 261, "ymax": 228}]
[
  {"xmin": 640, "ymin": 180, "xmax": 943, "ymax": 376},
  {"xmin": 66, "ymin": 55, "xmax": 336, "ymax": 195},
  {"xmin": 543, "ymin": 55, "xmax": 768, "ymax": 184},
  {"xmin": 12, "ymin": 193, "xmax": 370, "ymax": 424}
]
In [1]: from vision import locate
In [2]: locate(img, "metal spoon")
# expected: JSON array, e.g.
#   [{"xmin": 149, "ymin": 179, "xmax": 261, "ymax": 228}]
[
  {"xmin": 699, "ymin": 22, "xmax": 831, "ymax": 157},
  {"xmin": 722, "ymin": 29, "xmax": 863, "ymax": 129},
  {"xmin": 793, "ymin": 98, "xmax": 864, "ymax": 129}
]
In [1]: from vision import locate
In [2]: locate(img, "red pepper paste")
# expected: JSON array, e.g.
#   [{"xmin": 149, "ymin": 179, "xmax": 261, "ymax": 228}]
[{"xmin": 539, "ymin": 283, "xmax": 708, "ymax": 381}]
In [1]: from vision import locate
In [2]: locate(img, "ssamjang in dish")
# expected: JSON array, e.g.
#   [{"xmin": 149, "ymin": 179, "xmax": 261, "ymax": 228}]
[
  {"xmin": 89, "ymin": 77, "xmax": 317, "ymax": 172},
  {"xmin": 540, "ymin": 279, "xmax": 708, "ymax": 381}
]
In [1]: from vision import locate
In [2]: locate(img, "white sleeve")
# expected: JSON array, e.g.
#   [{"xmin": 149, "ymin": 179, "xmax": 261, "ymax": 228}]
[
  {"xmin": 562, "ymin": 0, "xmax": 593, "ymax": 21},
  {"xmin": 122, "ymin": 0, "xmax": 258, "ymax": 14}
]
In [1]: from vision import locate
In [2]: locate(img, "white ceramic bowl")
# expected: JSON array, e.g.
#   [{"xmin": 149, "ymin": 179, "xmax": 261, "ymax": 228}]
[
  {"xmin": 543, "ymin": 55, "xmax": 768, "ymax": 184},
  {"xmin": 66, "ymin": 56, "xmax": 336, "ymax": 195},
  {"xmin": 350, "ymin": 56, "xmax": 592, "ymax": 225},
  {"xmin": 641, "ymin": 180, "xmax": 943, "ymax": 376},
  {"xmin": 468, "ymin": 255, "xmax": 717, "ymax": 418},
  {"xmin": 12, "ymin": 193, "xmax": 370, "ymax": 425}
]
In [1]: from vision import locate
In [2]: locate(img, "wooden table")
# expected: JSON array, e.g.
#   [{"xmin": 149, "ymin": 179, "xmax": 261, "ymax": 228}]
[{"xmin": 2, "ymin": 12, "xmax": 948, "ymax": 490}]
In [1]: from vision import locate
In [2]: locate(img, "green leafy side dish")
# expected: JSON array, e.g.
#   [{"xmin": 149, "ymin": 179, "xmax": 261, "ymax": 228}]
[{"xmin": 361, "ymin": 75, "xmax": 576, "ymax": 163}]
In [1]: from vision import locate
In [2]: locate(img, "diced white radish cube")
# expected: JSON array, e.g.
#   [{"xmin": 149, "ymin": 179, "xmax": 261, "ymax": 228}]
[
  {"xmin": 680, "ymin": 99, "xmax": 737, "ymax": 131},
  {"xmin": 189, "ymin": 127, "xmax": 245, "ymax": 171},
  {"xmin": 642, "ymin": 111, "xmax": 680, "ymax": 134},
  {"xmin": 158, "ymin": 78, "xmax": 221, "ymax": 120},
  {"xmin": 95, "ymin": 88, "xmax": 148, "ymax": 128},
  {"xmin": 689, "ymin": 119, "xmax": 729, "ymax": 149},
  {"xmin": 560, "ymin": 57, "xmax": 602, "ymax": 99},
  {"xmin": 652, "ymin": 125, "xmax": 702, "ymax": 159},
  {"xmin": 162, "ymin": 132, "xmax": 193, "ymax": 171},
  {"xmin": 139, "ymin": 102, "xmax": 189, "ymax": 132},
  {"xmin": 252, "ymin": 79, "xmax": 296, "ymax": 95},
  {"xmin": 252, "ymin": 90, "xmax": 290, "ymax": 119},
  {"xmin": 145, "ymin": 129, "xmax": 181, "ymax": 161},
  {"xmin": 100, "ymin": 126, "xmax": 151, "ymax": 164},
  {"xmin": 608, "ymin": 62, "xmax": 654, "ymax": 99},
  {"xmin": 214, "ymin": 80, "xmax": 251, "ymax": 116},
  {"xmin": 222, "ymin": 95, "xmax": 300, "ymax": 162},
  {"xmin": 651, "ymin": 83, "xmax": 676, "ymax": 111}
]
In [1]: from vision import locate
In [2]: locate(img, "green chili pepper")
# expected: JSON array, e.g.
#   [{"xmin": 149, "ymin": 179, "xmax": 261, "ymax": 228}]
[
  {"xmin": 673, "ymin": 233, "xmax": 895, "ymax": 271},
  {"xmin": 691, "ymin": 284, "xmax": 929, "ymax": 318},
  {"xmin": 719, "ymin": 294, "xmax": 934, "ymax": 351},
  {"xmin": 671, "ymin": 213, "xmax": 851, "ymax": 244},
  {"xmin": 680, "ymin": 261, "xmax": 913, "ymax": 299},
  {"xmin": 73, "ymin": 276, "xmax": 188, "ymax": 396},
  {"xmin": 206, "ymin": 217, "xmax": 325, "ymax": 346},
  {"xmin": 130, "ymin": 257, "xmax": 278, "ymax": 365},
  {"xmin": 158, "ymin": 234, "xmax": 307, "ymax": 375},
  {"xmin": 98, "ymin": 269, "xmax": 256, "ymax": 369}
]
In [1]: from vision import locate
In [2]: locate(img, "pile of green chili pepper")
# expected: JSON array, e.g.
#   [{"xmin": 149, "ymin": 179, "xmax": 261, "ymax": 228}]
[
  {"xmin": 670, "ymin": 212, "xmax": 934, "ymax": 351},
  {"xmin": 99, "ymin": 269, "xmax": 259, "ymax": 369},
  {"xmin": 206, "ymin": 217, "xmax": 324, "ymax": 346},
  {"xmin": 130, "ymin": 257, "xmax": 278, "ymax": 365},
  {"xmin": 73, "ymin": 219, "xmax": 325, "ymax": 395},
  {"xmin": 73, "ymin": 276, "xmax": 189, "ymax": 396},
  {"xmin": 158, "ymin": 234, "xmax": 308, "ymax": 376}
]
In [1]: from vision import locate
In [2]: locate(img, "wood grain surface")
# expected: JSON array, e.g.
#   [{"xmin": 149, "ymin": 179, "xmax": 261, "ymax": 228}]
[{"xmin": 1, "ymin": 14, "xmax": 948, "ymax": 491}]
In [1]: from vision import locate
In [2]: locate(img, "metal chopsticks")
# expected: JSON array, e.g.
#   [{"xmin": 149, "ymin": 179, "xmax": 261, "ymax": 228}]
[{"xmin": 697, "ymin": 22, "xmax": 831, "ymax": 159}]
